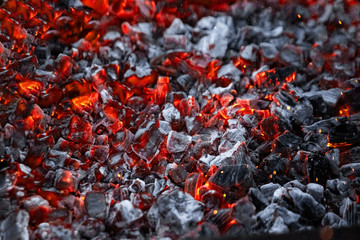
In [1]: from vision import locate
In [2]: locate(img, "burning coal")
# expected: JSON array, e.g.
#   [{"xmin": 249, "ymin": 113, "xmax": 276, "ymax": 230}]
[{"xmin": 0, "ymin": 0, "xmax": 360, "ymax": 239}]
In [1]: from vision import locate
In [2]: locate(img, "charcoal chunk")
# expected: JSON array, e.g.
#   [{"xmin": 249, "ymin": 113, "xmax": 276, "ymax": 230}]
[
  {"xmin": 167, "ymin": 130, "xmax": 192, "ymax": 153},
  {"xmin": 339, "ymin": 198, "xmax": 359, "ymax": 226},
  {"xmin": 329, "ymin": 123, "xmax": 360, "ymax": 145},
  {"xmin": 107, "ymin": 200, "xmax": 143, "ymax": 228},
  {"xmin": 269, "ymin": 217, "xmax": 289, "ymax": 234},
  {"xmin": 306, "ymin": 183, "xmax": 324, "ymax": 203},
  {"xmin": 248, "ymin": 188, "xmax": 269, "ymax": 211},
  {"xmin": 307, "ymin": 154, "xmax": 330, "ymax": 185},
  {"xmin": 0, "ymin": 210, "xmax": 29, "ymax": 240},
  {"xmin": 84, "ymin": 192, "xmax": 107, "ymax": 219},
  {"xmin": 321, "ymin": 212, "xmax": 347, "ymax": 228},
  {"xmin": 209, "ymin": 165, "xmax": 253, "ymax": 198},
  {"xmin": 180, "ymin": 223, "xmax": 220, "ymax": 240},
  {"xmin": 147, "ymin": 189, "xmax": 203, "ymax": 235},
  {"xmin": 287, "ymin": 188, "xmax": 326, "ymax": 221},
  {"xmin": 260, "ymin": 183, "xmax": 282, "ymax": 200},
  {"xmin": 274, "ymin": 131, "xmax": 302, "ymax": 157},
  {"xmin": 232, "ymin": 197, "xmax": 256, "ymax": 227},
  {"xmin": 260, "ymin": 42, "xmax": 278, "ymax": 60},
  {"xmin": 257, "ymin": 203, "xmax": 301, "ymax": 229}
]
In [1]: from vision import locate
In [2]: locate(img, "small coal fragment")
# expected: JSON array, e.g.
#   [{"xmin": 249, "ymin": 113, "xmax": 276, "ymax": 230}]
[
  {"xmin": 147, "ymin": 189, "xmax": 203, "ymax": 235},
  {"xmin": 321, "ymin": 212, "xmax": 347, "ymax": 228},
  {"xmin": 287, "ymin": 187, "xmax": 326, "ymax": 221},
  {"xmin": 208, "ymin": 165, "xmax": 253, "ymax": 198},
  {"xmin": 0, "ymin": 210, "xmax": 29, "ymax": 240},
  {"xmin": 167, "ymin": 130, "xmax": 192, "ymax": 153},
  {"xmin": 180, "ymin": 222, "xmax": 220, "ymax": 240},
  {"xmin": 307, "ymin": 154, "xmax": 330, "ymax": 185},
  {"xmin": 274, "ymin": 131, "xmax": 302, "ymax": 157},
  {"xmin": 232, "ymin": 197, "xmax": 256, "ymax": 227},
  {"xmin": 339, "ymin": 198, "xmax": 359, "ymax": 226},
  {"xmin": 306, "ymin": 183, "xmax": 324, "ymax": 203},
  {"xmin": 84, "ymin": 192, "xmax": 107, "ymax": 219},
  {"xmin": 107, "ymin": 200, "xmax": 143, "ymax": 228},
  {"xmin": 329, "ymin": 123, "xmax": 360, "ymax": 145}
]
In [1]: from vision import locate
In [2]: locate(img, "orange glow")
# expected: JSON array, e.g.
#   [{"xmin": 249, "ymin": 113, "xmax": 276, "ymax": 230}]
[
  {"xmin": 338, "ymin": 106, "xmax": 349, "ymax": 117},
  {"xmin": 327, "ymin": 142, "xmax": 353, "ymax": 148},
  {"xmin": 18, "ymin": 80, "xmax": 42, "ymax": 96},
  {"xmin": 285, "ymin": 72, "xmax": 296, "ymax": 83},
  {"xmin": 213, "ymin": 210, "xmax": 218, "ymax": 215}
]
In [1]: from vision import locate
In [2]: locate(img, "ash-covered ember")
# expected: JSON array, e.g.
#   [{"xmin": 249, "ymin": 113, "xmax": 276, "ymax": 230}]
[{"xmin": 1, "ymin": 0, "xmax": 360, "ymax": 239}]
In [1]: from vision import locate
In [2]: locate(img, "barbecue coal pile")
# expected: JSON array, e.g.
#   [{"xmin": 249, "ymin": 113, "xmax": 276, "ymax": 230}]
[{"xmin": 1, "ymin": 0, "xmax": 360, "ymax": 239}]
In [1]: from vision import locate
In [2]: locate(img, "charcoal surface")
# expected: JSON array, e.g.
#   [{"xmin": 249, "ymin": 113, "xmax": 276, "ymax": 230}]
[{"xmin": 147, "ymin": 189, "xmax": 204, "ymax": 235}]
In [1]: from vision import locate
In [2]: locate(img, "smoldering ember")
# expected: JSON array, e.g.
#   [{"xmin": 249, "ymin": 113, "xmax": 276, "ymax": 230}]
[{"xmin": 1, "ymin": 0, "xmax": 360, "ymax": 239}]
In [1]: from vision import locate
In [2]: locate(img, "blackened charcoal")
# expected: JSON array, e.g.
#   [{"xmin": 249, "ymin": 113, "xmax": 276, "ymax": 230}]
[
  {"xmin": 78, "ymin": 218, "xmax": 106, "ymax": 239},
  {"xmin": 147, "ymin": 189, "xmax": 203, "ymax": 235},
  {"xmin": 132, "ymin": 120, "xmax": 164, "ymax": 161},
  {"xmin": 180, "ymin": 223, "xmax": 220, "ymax": 240},
  {"xmin": 304, "ymin": 132, "xmax": 328, "ymax": 153},
  {"xmin": 257, "ymin": 203, "xmax": 301, "ymax": 230},
  {"xmin": 260, "ymin": 42, "xmax": 278, "ymax": 60},
  {"xmin": 321, "ymin": 212, "xmax": 347, "ymax": 228},
  {"xmin": 34, "ymin": 46, "xmax": 50, "ymax": 65},
  {"xmin": 0, "ymin": 210, "xmax": 29, "ymax": 240},
  {"xmin": 217, "ymin": 63, "xmax": 241, "ymax": 80},
  {"xmin": 232, "ymin": 197, "xmax": 256, "ymax": 227},
  {"xmin": 184, "ymin": 173, "xmax": 202, "ymax": 198},
  {"xmin": 206, "ymin": 208, "xmax": 232, "ymax": 231},
  {"xmin": 84, "ymin": 192, "xmax": 107, "ymax": 219},
  {"xmin": 248, "ymin": 188, "xmax": 269, "ymax": 211},
  {"xmin": 54, "ymin": 169, "xmax": 77, "ymax": 192},
  {"xmin": 345, "ymin": 87, "xmax": 360, "ymax": 112},
  {"xmin": 273, "ymin": 91, "xmax": 297, "ymax": 107},
  {"xmin": 279, "ymin": 45, "xmax": 303, "ymax": 66},
  {"xmin": 340, "ymin": 163, "xmax": 360, "ymax": 177},
  {"xmin": 174, "ymin": 74, "xmax": 196, "ymax": 92},
  {"xmin": 287, "ymin": 188, "xmax": 326, "ymax": 221},
  {"xmin": 339, "ymin": 198, "xmax": 359, "ymax": 226},
  {"xmin": 195, "ymin": 19, "xmax": 230, "ymax": 58},
  {"xmin": 269, "ymin": 217, "xmax": 289, "ymax": 234},
  {"xmin": 274, "ymin": 131, "xmax": 302, "ymax": 157},
  {"xmin": 341, "ymin": 146, "xmax": 360, "ymax": 164},
  {"xmin": 262, "ymin": 154, "xmax": 290, "ymax": 184},
  {"xmin": 107, "ymin": 200, "xmax": 143, "ymax": 228},
  {"xmin": 162, "ymin": 103, "xmax": 181, "ymax": 123},
  {"xmin": 307, "ymin": 154, "xmax": 330, "ymax": 185},
  {"xmin": 34, "ymin": 223, "xmax": 76, "ymax": 240},
  {"xmin": 326, "ymin": 148, "xmax": 340, "ymax": 175},
  {"xmin": 168, "ymin": 164, "xmax": 188, "ymax": 184},
  {"xmin": 306, "ymin": 183, "xmax": 324, "ymax": 203},
  {"xmin": 293, "ymin": 105, "xmax": 313, "ymax": 125},
  {"xmin": 326, "ymin": 179, "xmax": 354, "ymax": 198},
  {"xmin": 260, "ymin": 183, "xmax": 282, "ymax": 200},
  {"xmin": 290, "ymin": 151, "xmax": 310, "ymax": 177},
  {"xmin": 240, "ymin": 44, "xmax": 259, "ymax": 63},
  {"xmin": 0, "ymin": 198, "xmax": 12, "ymax": 218},
  {"xmin": 166, "ymin": 130, "xmax": 192, "ymax": 153},
  {"xmin": 308, "ymin": 95, "xmax": 328, "ymax": 117},
  {"xmin": 165, "ymin": 18, "xmax": 189, "ymax": 36},
  {"xmin": 329, "ymin": 123, "xmax": 360, "ymax": 145},
  {"xmin": 284, "ymin": 180, "xmax": 306, "ymax": 192},
  {"xmin": 303, "ymin": 88, "xmax": 343, "ymax": 106},
  {"xmin": 209, "ymin": 165, "xmax": 253, "ymax": 197}
]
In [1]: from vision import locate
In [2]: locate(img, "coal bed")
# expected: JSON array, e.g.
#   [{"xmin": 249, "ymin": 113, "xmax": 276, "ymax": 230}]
[{"xmin": 1, "ymin": 0, "xmax": 360, "ymax": 239}]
